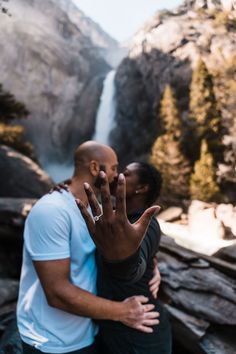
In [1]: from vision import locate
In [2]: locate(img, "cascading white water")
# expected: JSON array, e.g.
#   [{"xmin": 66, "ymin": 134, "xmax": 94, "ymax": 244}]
[
  {"xmin": 41, "ymin": 70, "xmax": 117, "ymax": 182},
  {"xmin": 93, "ymin": 69, "xmax": 116, "ymax": 144}
]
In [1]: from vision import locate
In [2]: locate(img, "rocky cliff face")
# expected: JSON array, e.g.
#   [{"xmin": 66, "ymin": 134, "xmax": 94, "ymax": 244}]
[
  {"xmin": 112, "ymin": 0, "xmax": 236, "ymax": 197},
  {"xmin": 0, "ymin": 0, "xmax": 118, "ymax": 165},
  {"xmin": 54, "ymin": 0, "xmax": 126, "ymax": 67}
]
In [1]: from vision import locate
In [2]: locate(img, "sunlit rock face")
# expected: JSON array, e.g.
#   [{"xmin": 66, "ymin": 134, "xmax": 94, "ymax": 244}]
[
  {"xmin": 55, "ymin": 0, "xmax": 126, "ymax": 68},
  {"xmin": 191, "ymin": 0, "xmax": 236, "ymax": 11},
  {"xmin": 157, "ymin": 201, "xmax": 236, "ymax": 255},
  {"xmin": 216, "ymin": 203, "xmax": 236, "ymax": 236},
  {"xmin": 112, "ymin": 0, "xmax": 236, "ymax": 196},
  {"xmin": 0, "ymin": 145, "xmax": 53, "ymax": 198},
  {"xmin": 0, "ymin": 0, "xmax": 118, "ymax": 164},
  {"xmin": 188, "ymin": 200, "xmax": 225, "ymax": 241}
]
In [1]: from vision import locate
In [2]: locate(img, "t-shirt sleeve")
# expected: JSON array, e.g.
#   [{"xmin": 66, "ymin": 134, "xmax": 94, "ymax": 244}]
[{"xmin": 24, "ymin": 202, "xmax": 71, "ymax": 261}]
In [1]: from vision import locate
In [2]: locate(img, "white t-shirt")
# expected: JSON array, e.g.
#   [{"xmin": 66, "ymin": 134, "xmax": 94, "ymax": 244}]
[{"xmin": 17, "ymin": 190, "xmax": 98, "ymax": 353}]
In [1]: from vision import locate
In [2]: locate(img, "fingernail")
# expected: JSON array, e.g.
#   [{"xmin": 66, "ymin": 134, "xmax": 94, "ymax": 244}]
[
  {"xmin": 118, "ymin": 173, "xmax": 124, "ymax": 183},
  {"xmin": 100, "ymin": 171, "xmax": 106, "ymax": 178},
  {"xmin": 84, "ymin": 182, "xmax": 90, "ymax": 190},
  {"xmin": 153, "ymin": 206, "xmax": 161, "ymax": 214}
]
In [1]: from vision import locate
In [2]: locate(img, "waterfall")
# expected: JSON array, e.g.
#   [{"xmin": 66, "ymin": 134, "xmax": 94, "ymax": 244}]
[
  {"xmin": 93, "ymin": 69, "xmax": 116, "ymax": 145},
  {"xmin": 41, "ymin": 70, "xmax": 116, "ymax": 182}
]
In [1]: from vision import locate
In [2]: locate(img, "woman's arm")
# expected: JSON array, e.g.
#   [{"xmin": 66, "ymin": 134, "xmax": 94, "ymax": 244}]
[{"xmin": 101, "ymin": 218, "xmax": 161, "ymax": 283}]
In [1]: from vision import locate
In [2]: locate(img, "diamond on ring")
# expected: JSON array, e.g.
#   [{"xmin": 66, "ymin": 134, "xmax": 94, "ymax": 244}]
[{"xmin": 94, "ymin": 212, "xmax": 103, "ymax": 222}]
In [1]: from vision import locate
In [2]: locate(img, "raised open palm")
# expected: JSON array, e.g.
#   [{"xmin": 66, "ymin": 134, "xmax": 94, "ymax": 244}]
[{"xmin": 76, "ymin": 172, "xmax": 160, "ymax": 261}]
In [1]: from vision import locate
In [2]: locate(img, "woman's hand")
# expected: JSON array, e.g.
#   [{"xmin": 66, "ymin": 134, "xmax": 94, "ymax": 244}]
[
  {"xmin": 76, "ymin": 172, "xmax": 160, "ymax": 261},
  {"xmin": 49, "ymin": 179, "xmax": 71, "ymax": 194},
  {"xmin": 149, "ymin": 258, "xmax": 161, "ymax": 299}
]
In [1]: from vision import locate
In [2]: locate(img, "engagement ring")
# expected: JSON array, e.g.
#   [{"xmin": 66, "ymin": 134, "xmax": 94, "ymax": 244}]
[{"xmin": 94, "ymin": 212, "xmax": 103, "ymax": 222}]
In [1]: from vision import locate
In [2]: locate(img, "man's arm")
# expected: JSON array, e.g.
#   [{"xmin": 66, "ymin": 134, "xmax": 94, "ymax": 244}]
[
  {"xmin": 33, "ymin": 258, "xmax": 160, "ymax": 332},
  {"xmin": 26, "ymin": 201, "xmax": 159, "ymax": 332}
]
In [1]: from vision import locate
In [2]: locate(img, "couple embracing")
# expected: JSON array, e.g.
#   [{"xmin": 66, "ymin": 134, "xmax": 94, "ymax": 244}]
[{"xmin": 17, "ymin": 141, "xmax": 172, "ymax": 354}]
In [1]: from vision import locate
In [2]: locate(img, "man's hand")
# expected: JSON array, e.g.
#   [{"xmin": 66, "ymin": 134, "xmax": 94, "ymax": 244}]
[
  {"xmin": 149, "ymin": 259, "xmax": 161, "ymax": 299},
  {"xmin": 120, "ymin": 296, "xmax": 159, "ymax": 333},
  {"xmin": 34, "ymin": 259, "xmax": 159, "ymax": 332},
  {"xmin": 76, "ymin": 172, "xmax": 160, "ymax": 261}
]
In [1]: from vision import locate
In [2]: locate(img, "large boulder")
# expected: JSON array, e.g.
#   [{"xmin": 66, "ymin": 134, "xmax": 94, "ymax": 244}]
[
  {"xmin": 215, "ymin": 203, "xmax": 236, "ymax": 236},
  {"xmin": 188, "ymin": 200, "xmax": 225, "ymax": 241},
  {"xmin": 0, "ymin": 145, "xmax": 53, "ymax": 198},
  {"xmin": 0, "ymin": 314, "xmax": 22, "ymax": 354},
  {"xmin": 214, "ymin": 243, "xmax": 236, "ymax": 263},
  {"xmin": 0, "ymin": 280, "xmax": 19, "ymax": 308},
  {"xmin": 0, "ymin": 197, "xmax": 36, "ymax": 278}
]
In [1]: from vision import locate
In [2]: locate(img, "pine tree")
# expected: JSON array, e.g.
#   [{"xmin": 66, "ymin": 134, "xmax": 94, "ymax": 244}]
[
  {"xmin": 190, "ymin": 140, "xmax": 220, "ymax": 202},
  {"xmin": 0, "ymin": 84, "xmax": 28, "ymax": 123},
  {"xmin": 0, "ymin": 84, "xmax": 33, "ymax": 157},
  {"xmin": 150, "ymin": 85, "xmax": 191, "ymax": 203},
  {"xmin": 213, "ymin": 55, "xmax": 236, "ymax": 184},
  {"xmin": 150, "ymin": 135, "xmax": 191, "ymax": 202},
  {"xmin": 189, "ymin": 59, "xmax": 222, "ymax": 164},
  {"xmin": 160, "ymin": 84, "xmax": 182, "ymax": 138}
]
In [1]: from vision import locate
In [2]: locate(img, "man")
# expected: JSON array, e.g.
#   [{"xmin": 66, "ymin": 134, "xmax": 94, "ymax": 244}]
[{"xmin": 17, "ymin": 141, "xmax": 160, "ymax": 354}]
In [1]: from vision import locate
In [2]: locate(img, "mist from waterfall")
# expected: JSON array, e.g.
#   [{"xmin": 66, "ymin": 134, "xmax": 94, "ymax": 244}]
[
  {"xmin": 93, "ymin": 69, "xmax": 116, "ymax": 145},
  {"xmin": 42, "ymin": 161, "xmax": 74, "ymax": 183}
]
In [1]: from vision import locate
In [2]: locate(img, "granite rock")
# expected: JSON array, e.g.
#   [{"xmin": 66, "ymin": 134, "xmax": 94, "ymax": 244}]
[
  {"xmin": 0, "ymin": 0, "xmax": 117, "ymax": 164},
  {"xmin": 112, "ymin": 0, "xmax": 236, "ymax": 196}
]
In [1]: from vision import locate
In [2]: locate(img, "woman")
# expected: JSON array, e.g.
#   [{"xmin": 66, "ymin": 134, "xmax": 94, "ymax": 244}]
[{"xmin": 96, "ymin": 162, "xmax": 172, "ymax": 354}]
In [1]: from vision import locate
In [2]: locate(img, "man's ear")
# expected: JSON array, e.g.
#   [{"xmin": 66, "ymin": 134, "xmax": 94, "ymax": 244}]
[
  {"xmin": 89, "ymin": 160, "xmax": 100, "ymax": 177},
  {"xmin": 136, "ymin": 184, "xmax": 149, "ymax": 195}
]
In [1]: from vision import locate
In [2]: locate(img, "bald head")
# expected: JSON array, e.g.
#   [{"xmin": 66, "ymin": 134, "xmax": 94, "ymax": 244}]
[{"xmin": 73, "ymin": 141, "xmax": 118, "ymax": 183}]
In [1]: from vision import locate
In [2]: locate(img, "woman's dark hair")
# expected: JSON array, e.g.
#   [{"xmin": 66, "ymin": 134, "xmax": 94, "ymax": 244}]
[{"xmin": 135, "ymin": 162, "xmax": 162, "ymax": 206}]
